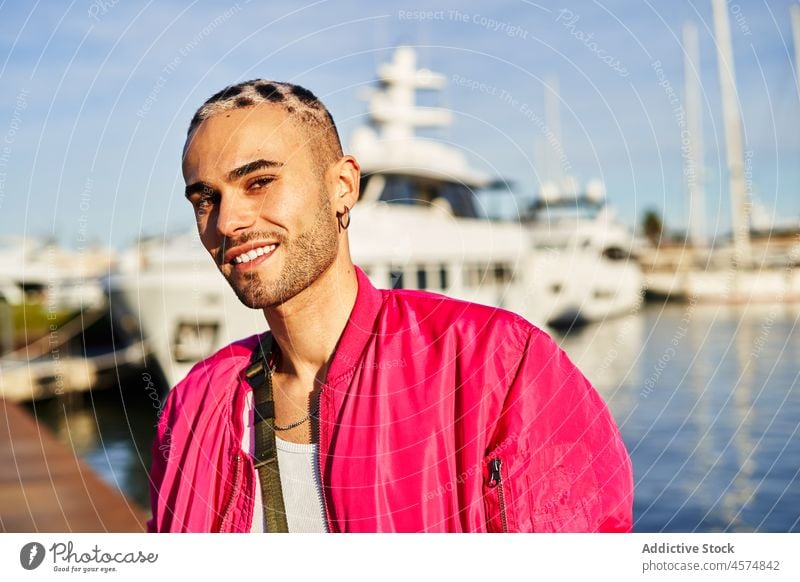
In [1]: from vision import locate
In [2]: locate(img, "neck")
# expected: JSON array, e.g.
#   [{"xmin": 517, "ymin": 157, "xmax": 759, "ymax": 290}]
[{"xmin": 263, "ymin": 256, "xmax": 358, "ymax": 388}]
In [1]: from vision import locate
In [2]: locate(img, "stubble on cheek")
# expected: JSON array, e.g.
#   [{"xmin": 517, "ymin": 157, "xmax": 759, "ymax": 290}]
[{"xmin": 222, "ymin": 192, "xmax": 339, "ymax": 309}]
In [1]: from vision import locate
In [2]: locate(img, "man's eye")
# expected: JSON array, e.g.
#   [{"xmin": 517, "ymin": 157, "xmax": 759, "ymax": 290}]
[
  {"xmin": 194, "ymin": 192, "xmax": 217, "ymax": 214},
  {"xmin": 249, "ymin": 177, "xmax": 275, "ymax": 190}
]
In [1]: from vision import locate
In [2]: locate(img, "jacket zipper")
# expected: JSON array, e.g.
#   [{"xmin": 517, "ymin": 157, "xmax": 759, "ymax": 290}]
[
  {"xmin": 219, "ymin": 451, "xmax": 242, "ymax": 532},
  {"xmin": 315, "ymin": 387, "xmax": 333, "ymax": 532},
  {"xmin": 488, "ymin": 458, "xmax": 508, "ymax": 533}
]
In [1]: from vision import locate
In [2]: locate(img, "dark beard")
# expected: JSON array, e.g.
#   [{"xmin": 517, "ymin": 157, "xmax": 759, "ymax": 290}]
[{"xmin": 223, "ymin": 195, "xmax": 338, "ymax": 309}]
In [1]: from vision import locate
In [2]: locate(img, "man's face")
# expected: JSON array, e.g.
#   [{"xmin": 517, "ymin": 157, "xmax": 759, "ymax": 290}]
[{"xmin": 182, "ymin": 103, "xmax": 339, "ymax": 309}]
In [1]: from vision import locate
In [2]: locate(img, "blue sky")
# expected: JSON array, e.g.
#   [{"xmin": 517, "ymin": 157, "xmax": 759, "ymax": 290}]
[{"xmin": 0, "ymin": 0, "xmax": 797, "ymax": 248}]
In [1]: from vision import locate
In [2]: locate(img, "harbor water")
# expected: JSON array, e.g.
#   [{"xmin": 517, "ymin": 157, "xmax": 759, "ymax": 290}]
[{"xmin": 23, "ymin": 302, "xmax": 800, "ymax": 532}]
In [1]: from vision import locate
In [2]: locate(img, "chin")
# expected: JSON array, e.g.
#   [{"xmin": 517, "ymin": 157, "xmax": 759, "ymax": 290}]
[
  {"xmin": 230, "ymin": 284, "xmax": 278, "ymax": 310},
  {"xmin": 228, "ymin": 277, "xmax": 300, "ymax": 310}
]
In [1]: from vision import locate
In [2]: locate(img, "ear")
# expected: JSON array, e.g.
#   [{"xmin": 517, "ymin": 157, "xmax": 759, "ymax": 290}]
[{"xmin": 331, "ymin": 155, "xmax": 360, "ymax": 212}]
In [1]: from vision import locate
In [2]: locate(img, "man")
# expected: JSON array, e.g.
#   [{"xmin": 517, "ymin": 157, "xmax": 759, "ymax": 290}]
[{"xmin": 147, "ymin": 79, "xmax": 634, "ymax": 533}]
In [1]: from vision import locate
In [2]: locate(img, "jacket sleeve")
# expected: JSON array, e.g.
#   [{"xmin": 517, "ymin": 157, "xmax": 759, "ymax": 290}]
[
  {"xmin": 146, "ymin": 386, "xmax": 177, "ymax": 533},
  {"xmin": 484, "ymin": 325, "xmax": 633, "ymax": 532}
]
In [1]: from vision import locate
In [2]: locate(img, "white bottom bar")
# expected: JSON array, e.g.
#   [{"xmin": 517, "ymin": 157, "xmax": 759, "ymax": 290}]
[{"xmin": 2, "ymin": 533, "xmax": 797, "ymax": 581}]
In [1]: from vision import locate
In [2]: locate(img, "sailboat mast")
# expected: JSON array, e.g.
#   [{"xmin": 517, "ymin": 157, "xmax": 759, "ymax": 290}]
[
  {"xmin": 710, "ymin": 0, "xmax": 751, "ymax": 265},
  {"xmin": 792, "ymin": 5, "xmax": 800, "ymax": 101},
  {"xmin": 683, "ymin": 22, "xmax": 706, "ymax": 248},
  {"xmin": 544, "ymin": 76, "xmax": 564, "ymax": 185}
]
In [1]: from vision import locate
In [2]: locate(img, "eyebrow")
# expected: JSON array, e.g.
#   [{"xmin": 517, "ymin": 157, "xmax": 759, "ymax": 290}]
[
  {"xmin": 184, "ymin": 159, "xmax": 283, "ymax": 199},
  {"xmin": 227, "ymin": 158, "xmax": 283, "ymax": 181},
  {"xmin": 184, "ymin": 181, "xmax": 213, "ymax": 199}
]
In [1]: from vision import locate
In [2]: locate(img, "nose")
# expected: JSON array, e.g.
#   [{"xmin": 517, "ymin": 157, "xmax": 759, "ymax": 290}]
[{"xmin": 214, "ymin": 191, "xmax": 254, "ymax": 238}]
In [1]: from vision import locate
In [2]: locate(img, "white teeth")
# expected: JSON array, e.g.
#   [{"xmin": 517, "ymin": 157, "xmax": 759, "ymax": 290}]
[{"xmin": 232, "ymin": 244, "xmax": 277, "ymax": 265}]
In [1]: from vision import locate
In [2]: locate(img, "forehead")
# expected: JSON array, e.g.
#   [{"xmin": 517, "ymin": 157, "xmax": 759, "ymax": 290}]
[{"xmin": 182, "ymin": 103, "xmax": 308, "ymax": 181}]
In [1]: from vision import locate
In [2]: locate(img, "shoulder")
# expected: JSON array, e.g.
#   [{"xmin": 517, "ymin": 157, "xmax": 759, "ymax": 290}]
[
  {"xmin": 382, "ymin": 288, "xmax": 535, "ymax": 352},
  {"xmin": 164, "ymin": 333, "xmax": 262, "ymax": 413}
]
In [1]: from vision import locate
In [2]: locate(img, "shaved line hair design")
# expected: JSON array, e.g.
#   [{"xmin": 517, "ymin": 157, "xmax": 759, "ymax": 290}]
[{"xmin": 186, "ymin": 79, "xmax": 343, "ymax": 171}]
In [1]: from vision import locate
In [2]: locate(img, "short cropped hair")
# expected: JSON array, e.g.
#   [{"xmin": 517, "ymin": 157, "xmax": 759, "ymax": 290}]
[{"xmin": 187, "ymin": 80, "xmax": 343, "ymax": 170}]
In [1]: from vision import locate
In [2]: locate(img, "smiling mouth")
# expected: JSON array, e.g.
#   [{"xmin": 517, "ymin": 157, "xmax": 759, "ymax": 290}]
[{"xmin": 227, "ymin": 243, "xmax": 280, "ymax": 269}]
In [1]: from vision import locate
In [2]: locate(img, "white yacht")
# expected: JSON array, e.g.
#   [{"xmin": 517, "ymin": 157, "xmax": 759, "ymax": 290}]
[
  {"xmin": 0, "ymin": 237, "xmax": 147, "ymax": 401},
  {"xmin": 0, "ymin": 236, "xmax": 109, "ymax": 310},
  {"xmin": 109, "ymin": 47, "xmax": 542, "ymax": 388},
  {"xmin": 347, "ymin": 47, "xmax": 537, "ymax": 314},
  {"xmin": 109, "ymin": 231, "xmax": 268, "ymax": 387},
  {"xmin": 524, "ymin": 178, "xmax": 644, "ymax": 328}
]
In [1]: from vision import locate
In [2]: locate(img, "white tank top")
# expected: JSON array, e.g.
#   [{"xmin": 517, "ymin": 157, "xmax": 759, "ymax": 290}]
[{"xmin": 242, "ymin": 393, "xmax": 328, "ymax": 532}]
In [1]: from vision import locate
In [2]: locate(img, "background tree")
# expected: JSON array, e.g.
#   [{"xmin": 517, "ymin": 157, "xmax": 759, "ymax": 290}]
[{"xmin": 642, "ymin": 209, "xmax": 664, "ymax": 246}]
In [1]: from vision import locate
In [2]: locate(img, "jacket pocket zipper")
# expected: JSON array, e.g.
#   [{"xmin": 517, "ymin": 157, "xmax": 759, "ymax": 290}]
[
  {"xmin": 219, "ymin": 451, "xmax": 242, "ymax": 532},
  {"xmin": 488, "ymin": 458, "xmax": 508, "ymax": 532}
]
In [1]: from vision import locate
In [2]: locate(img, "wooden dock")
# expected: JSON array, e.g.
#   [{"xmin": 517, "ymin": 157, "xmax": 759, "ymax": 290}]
[{"xmin": 0, "ymin": 399, "xmax": 148, "ymax": 532}]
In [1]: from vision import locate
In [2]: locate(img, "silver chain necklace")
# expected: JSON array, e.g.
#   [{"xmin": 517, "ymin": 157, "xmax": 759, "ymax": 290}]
[
  {"xmin": 269, "ymin": 362, "xmax": 319, "ymax": 432},
  {"xmin": 273, "ymin": 409, "xmax": 317, "ymax": 431}
]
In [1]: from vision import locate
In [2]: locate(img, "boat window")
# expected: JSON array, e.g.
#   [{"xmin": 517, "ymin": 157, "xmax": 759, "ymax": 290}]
[
  {"xmin": 438, "ymin": 182, "xmax": 480, "ymax": 218},
  {"xmin": 464, "ymin": 263, "xmax": 487, "ymax": 287},
  {"xmin": 173, "ymin": 322, "xmax": 219, "ymax": 363},
  {"xmin": 439, "ymin": 264, "xmax": 448, "ymax": 290},
  {"xmin": 602, "ymin": 247, "xmax": 628, "ymax": 261},
  {"xmin": 493, "ymin": 263, "xmax": 513, "ymax": 284},
  {"xmin": 390, "ymin": 269, "xmax": 404, "ymax": 289},
  {"xmin": 416, "ymin": 267, "xmax": 427, "ymax": 290},
  {"xmin": 378, "ymin": 175, "xmax": 481, "ymax": 218},
  {"xmin": 380, "ymin": 175, "xmax": 416, "ymax": 205},
  {"xmin": 463, "ymin": 264, "xmax": 474, "ymax": 287},
  {"xmin": 529, "ymin": 197, "xmax": 603, "ymax": 221}
]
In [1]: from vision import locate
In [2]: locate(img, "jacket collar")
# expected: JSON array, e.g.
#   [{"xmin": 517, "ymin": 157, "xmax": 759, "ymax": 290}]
[{"xmin": 324, "ymin": 265, "xmax": 385, "ymax": 385}]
